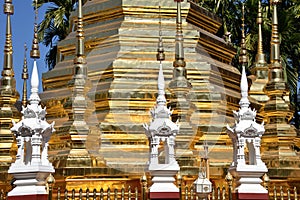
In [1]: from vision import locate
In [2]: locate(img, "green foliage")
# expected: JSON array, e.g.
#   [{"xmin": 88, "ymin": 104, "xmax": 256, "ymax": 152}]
[
  {"xmin": 199, "ymin": 0, "xmax": 300, "ymax": 113},
  {"xmin": 36, "ymin": 0, "xmax": 81, "ymax": 70}
]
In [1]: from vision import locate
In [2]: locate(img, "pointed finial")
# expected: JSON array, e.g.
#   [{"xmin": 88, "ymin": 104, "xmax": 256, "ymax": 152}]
[
  {"xmin": 198, "ymin": 159, "xmax": 206, "ymax": 179},
  {"xmin": 198, "ymin": 154, "xmax": 207, "ymax": 179},
  {"xmin": 173, "ymin": 0, "xmax": 186, "ymax": 68},
  {"xmin": 238, "ymin": 4, "xmax": 249, "ymax": 109},
  {"xmin": 156, "ymin": 5, "xmax": 165, "ymax": 62},
  {"xmin": 141, "ymin": 173, "xmax": 147, "ymax": 182},
  {"xmin": 225, "ymin": 171, "xmax": 233, "ymax": 183},
  {"xmin": 203, "ymin": 140, "xmax": 210, "ymax": 178},
  {"xmin": 157, "ymin": 63, "xmax": 166, "ymax": 105},
  {"xmin": 22, "ymin": 43, "xmax": 28, "ymax": 106},
  {"xmin": 156, "ymin": 5, "xmax": 166, "ymax": 106},
  {"xmin": 29, "ymin": 60, "xmax": 40, "ymax": 107},
  {"xmin": 239, "ymin": 3, "xmax": 248, "ymax": 67},
  {"xmin": 270, "ymin": 0, "xmax": 281, "ymax": 64},
  {"xmin": 30, "ymin": 0, "xmax": 40, "ymax": 59},
  {"xmin": 240, "ymin": 65, "xmax": 250, "ymax": 109},
  {"xmin": 29, "ymin": 0, "xmax": 41, "ymax": 107},
  {"xmin": 73, "ymin": 0, "xmax": 87, "ymax": 78},
  {"xmin": 2, "ymin": 0, "xmax": 14, "ymax": 76},
  {"xmin": 203, "ymin": 140, "xmax": 208, "ymax": 160},
  {"xmin": 255, "ymin": 1, "xmax": 266, "ymax": 64}
]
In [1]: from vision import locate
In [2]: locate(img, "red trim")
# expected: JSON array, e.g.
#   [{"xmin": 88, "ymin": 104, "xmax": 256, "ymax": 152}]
[
  {"xmin": 150, "ymin": 192, "xmax": 180, "ymax": 199},
  {"xmin": 233, "ymin": 192, "xmax": 269, "ymax": 200},
  {"xmin": 8, "ymin": 194, "xmax": 48, "ymax": 200}
]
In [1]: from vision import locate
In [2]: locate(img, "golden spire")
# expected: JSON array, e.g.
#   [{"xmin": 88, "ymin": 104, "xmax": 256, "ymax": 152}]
[
  {"xmin": 22, "ymin": 43, "xmax": 28, "ymax": 107},
  {"xmin": 156, "ymin": 5, "xmax": 165, "ymax": 62},
  {"xmin": 173, "ymin": 0, "xmax": 186, "ymax": 71},
  {"xmin": 270, "ymin": 0, "xmax": 281, "ymax": 64},
  {"xmin": 2, "ymin": 0, "xmax": 15, "ymax": 87},
  {"xmin": 262, "ymin": 0, "xmax": 299, "ymax": 175},
  {"xmin": 0, "ymin": 0, "xmax": 20, "ymax": 176},
  {"xmin": 156, "ymin": 5, "xmax": 166, "ymax": 106},
  {"xmin": 248, "ymin": 1, "xmax": 269, "ymax": 104},
  {"xmin": 71, "ymin": 0, "xmax": 87, "ymax": 122},
  {"xmin": 168, "ymin": 0, "xmax": 193, "ymax": 162},
  {"xmin": 30, "ymin": 0, "xmax": 40, "ymax": 59},
  {"xmin": 239, "ymin": 4, "xmax": 248, "ymax": 67},
  {"xmin": 74, "ymin": 0, "xmax": 87, "ymax": 77},
  {"xmin": 255, "ymin": 1, "xmax": 266, "ymax": 64}
]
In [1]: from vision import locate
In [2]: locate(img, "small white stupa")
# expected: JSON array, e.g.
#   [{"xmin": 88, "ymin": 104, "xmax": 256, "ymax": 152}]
[
  {"xmin": 144, "ymin": 60, "xmax": 180, "ymax": 200},
  {"xmin": 144, "ymin": 61, "xmax": 180, "ymax": 170},
  {"xmin": 144, "ymin": 9, "xmax": 180, "ymax": 198},
  {"xmin": 226, "ymin": 6, "xmax": 268, "ymax": 199},
  {"xmin": 226, "ymin": 66, "xmax": 268, "ymax": 199},
  {"xmin": 8, "ymin": 59, "xmax": 55, "ymax": 199},
  {"xmin": 8, "ymin": 7, "xmax": 55, "ymax": 197}
]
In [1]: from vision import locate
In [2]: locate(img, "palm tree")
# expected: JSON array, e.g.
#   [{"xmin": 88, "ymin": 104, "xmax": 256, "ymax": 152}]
[
  {"xmin": 37, "ymin": 0, "xmax": 79, "ymax": 70},
  {"xmin": 199, "ymin": 0, "xmax": 300, "ymax": 126}
]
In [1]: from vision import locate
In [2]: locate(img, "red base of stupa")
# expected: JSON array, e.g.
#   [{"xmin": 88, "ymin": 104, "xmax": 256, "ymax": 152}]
[
  {"xmin": 233, "ymin": 192, "xmax": 269, "ymax": 200},
  {"xmin": 8, "ymin": 194, "xmax": 48, "ymax": 200},
  {"xmin": 150, "ymin": 192, "xmax": 180, "ymax": 200}
]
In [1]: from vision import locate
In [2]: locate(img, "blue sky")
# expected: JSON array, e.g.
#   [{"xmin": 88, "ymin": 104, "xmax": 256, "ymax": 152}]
[{"xmin": 0, "ymin": 0, "xmax": 48, "ymax": 97}]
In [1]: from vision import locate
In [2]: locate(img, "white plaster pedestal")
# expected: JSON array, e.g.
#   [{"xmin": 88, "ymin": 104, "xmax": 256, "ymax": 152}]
[
  {"xmin": 149, "ymin": 164, "xmax": 180, "ymax": 200},
  {"xmin": 8, "ymin": 163, "xmax": 54, "ymax": 200},
  {"xmin": 230, "ymin": 164, "xmax": 268, "ymax": 200}
]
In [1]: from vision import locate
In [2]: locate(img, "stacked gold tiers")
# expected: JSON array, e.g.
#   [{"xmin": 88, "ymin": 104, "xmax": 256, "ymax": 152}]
[
  {"xmin": 37, "ymin": 0, "xmax": 299, "ymax": 189},
  {"xmin": 0, "ymin": 0, "xmax": 20, "ymax": 191},
  {"xmin": 40, "ymin": 0, "xmax": 239, "ymax": 189}
]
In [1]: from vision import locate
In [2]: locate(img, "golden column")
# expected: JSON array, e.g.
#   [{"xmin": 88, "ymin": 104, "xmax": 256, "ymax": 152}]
[
  {"xmin": 52, "ymin": 0, "xmax": 102, "ymax": 190},
  {"xmin": 22, "ymin": 44, "xmax": 29, "ymax": 107},
  {"xmin": 168, "ymin": 0, "xmax": 199, "ymax": 177},
  {"xmin": 262, "ymin": 0, "xmax": 300, "ymax": 182},
  {"xmin": 249, "ymin": 1, "xmax": 269, "ymax": 106},
  {"xmin": 0, "ymin": 0, "xmax": 20, "ymax": 191},
  {"xmin": 63, "ymin": 0, "xmax": 92, "ymax": 166},
  {"xmin": 238, "ymin": 4, "xmax": 248, "ymax": 68}
]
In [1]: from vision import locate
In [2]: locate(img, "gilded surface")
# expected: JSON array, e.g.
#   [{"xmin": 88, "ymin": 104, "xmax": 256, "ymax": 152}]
[
  {"xmin": 0, "ymin": 0, "xmax": 296, "ymax": 192},
  {"xmin": 39, "ymin": 0, "xmax": 242, "ymax": 189},
  {"xmin": 260, "ymin": 1, "xmax": 300, "ymax": 184},
  {"xmin": 0, "ymin": 0, "xmax": 21, "ymax": 191}
]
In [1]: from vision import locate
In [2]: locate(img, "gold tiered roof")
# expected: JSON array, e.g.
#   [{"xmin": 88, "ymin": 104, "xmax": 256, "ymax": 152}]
[{"xmin": 40, "ymin": 0, "xmax": 240, "ymax": 188}]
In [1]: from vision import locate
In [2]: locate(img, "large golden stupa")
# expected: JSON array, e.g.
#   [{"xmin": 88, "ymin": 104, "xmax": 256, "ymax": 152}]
[
  {"xmin": 0, "ymin": 0, "xmax": 299, "ymax": 192},
  {"xmin": 40, "ymin": 0, "xmax": 239, "ymax": 189}
]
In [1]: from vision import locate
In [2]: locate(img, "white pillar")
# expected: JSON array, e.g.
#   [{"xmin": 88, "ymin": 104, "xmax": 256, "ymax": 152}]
[{"xmin": 31, "ymin": 134, "xmax": 42, "ymax": 164}]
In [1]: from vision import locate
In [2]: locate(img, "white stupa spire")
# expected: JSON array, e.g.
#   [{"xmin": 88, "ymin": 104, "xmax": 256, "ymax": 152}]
[
  {"xmin": 226, "ymin": 5, "xmax": 267, "ymax": 197},
  {"xmin": 143, "ymin": 5, "xmax": 180, "ymax": 198},
  {"xmin": 239, "ymin": 66, "xmax": 250, "ymax": 110},
  {"xmin": 157, "ymin": 63, "xmax": 166, "ymax": 105},
  {"xmin": 29, "ymin": 0, "xmax": 41, "ymax": 109},
  {"xmin": 238, "ymin": 4, "xmax": 250, "ymax": 111},
  {"xmin": 8, "ymin": 2, "xmax": 55, "ymax": 197},
  {"xmin": 29, "ymin": 60, "xmax": 40, "ymax": 108}
]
